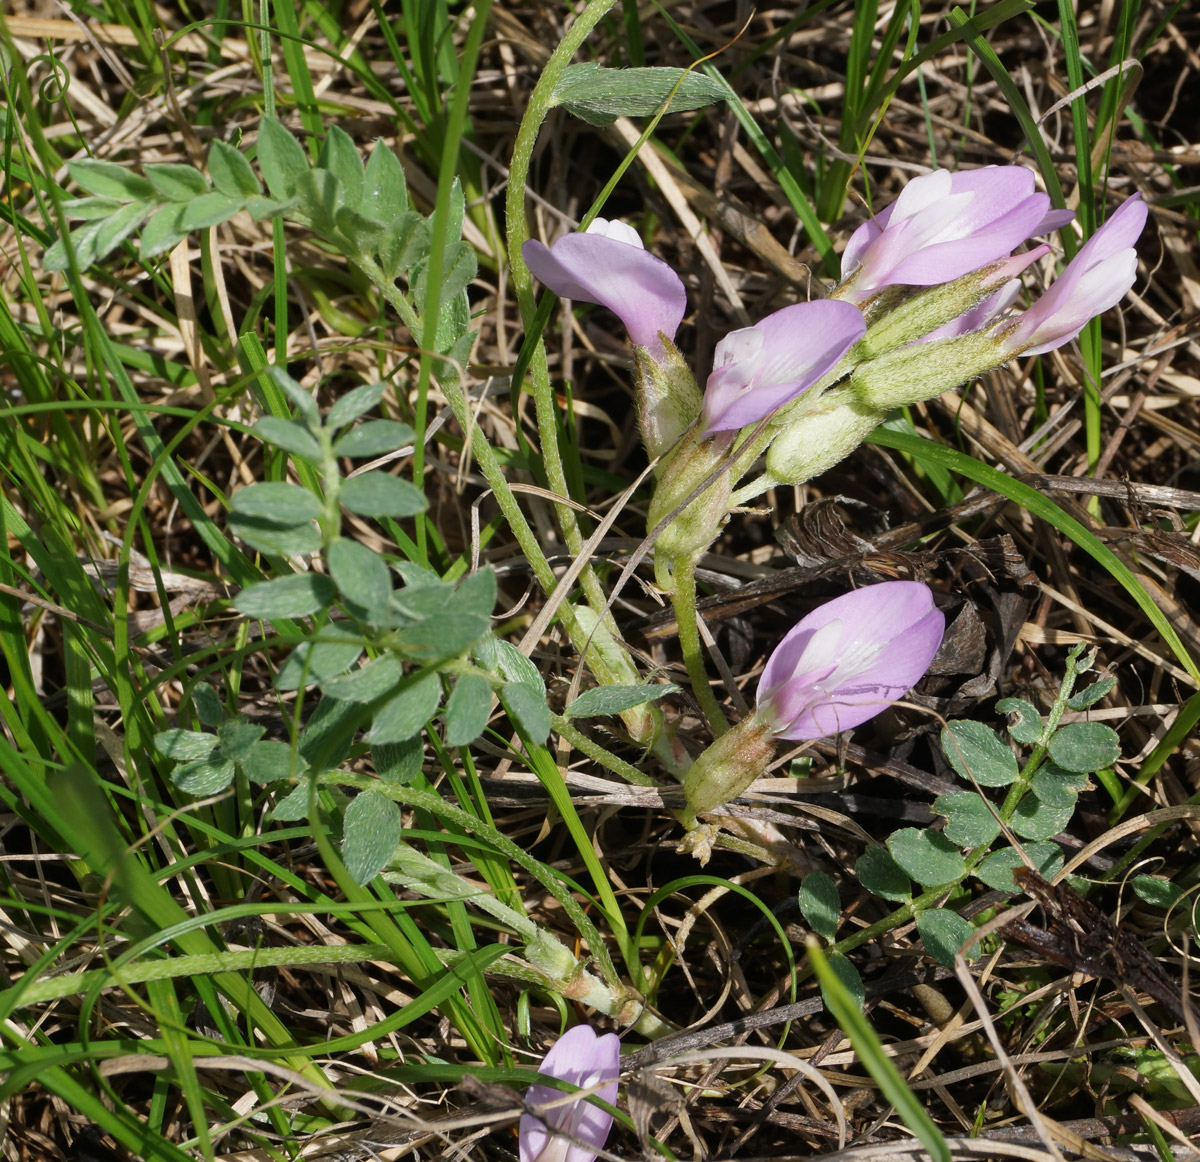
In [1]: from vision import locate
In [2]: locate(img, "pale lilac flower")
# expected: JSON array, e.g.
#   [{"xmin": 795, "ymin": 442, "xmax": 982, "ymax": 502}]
[
  {"xmin": 757, "ymin": 581, "xmax": 945, "ymax": 740},
  {"xmin": 522, "ymin": 219, "xmax": 687, "ymax": 358},
  {"xmin": 519, "ymin": 1025, "xmax": 620, "ymax": 1162},
  {"xmin": 840, "ymin": 167, "xmax": 1073, "ymax": 303},
  {"xmin": 1000, "ymin": 193, "xmax": 1147, "ymax": 356},
  {"xmin": 700, "ymin": 300, "xmax": 866, "ymax": 433}
]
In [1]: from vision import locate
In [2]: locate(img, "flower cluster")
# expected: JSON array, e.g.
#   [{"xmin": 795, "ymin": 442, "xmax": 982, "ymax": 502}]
[{"xmin": 522, "ymin": 171, "xmax": 1146, "ymax": 816}]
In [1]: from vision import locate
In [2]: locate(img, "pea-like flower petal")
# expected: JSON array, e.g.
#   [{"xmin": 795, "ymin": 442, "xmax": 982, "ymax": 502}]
[
  {"xmin": 757, "ymin": 581, "xmax": 945, "ymax": 740},
  {"xmin": 700, "ymin": 300, "xmax": 866, "ymax": 433},
  {"xmin": 519, "ymin": 1025, "xmax": 621, "ymax": 1162},
  {"xmin": 841, "ymin": 167, "xmax": 1072, "ymax": 302},
  {"xmin": 1002, "ymin": 193, "xmax": 1147, "ymax": 356},
  {"xmin": 522, "ymin": 219, "xmax": 687, "ymax": 357}
]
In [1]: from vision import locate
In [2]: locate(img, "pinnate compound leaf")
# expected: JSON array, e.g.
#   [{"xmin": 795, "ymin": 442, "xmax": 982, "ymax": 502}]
[
  {"xmin": 1132, "ymin": 876, "xmax": 1183, "ymax": 909},
  {"xmin": 327, "ymin": 537, "xmax": 393, "ymax": 620},
  {"xmin": 933, "ymin": 791, "xmax": 1001, "ymax": 849},
  {"xmin": 339, "ymin": 472, "xmax": 427, "ymax": 518},
  {"xmin": 500, "ymin": 681, "xmax": 551, "ymax": 746},
  {"xmin": 217, "ymin": 719, "xmax": 265, "ymax": 762},
  {"xmin": 69, "ymin": 158, "xmax": 154, "ymax": 200},
  {"xmin": 140, "ymin": 203, "xmax": 189, "ymax": 257},
  {"xmin": 332, "ymin": 420, "xmax": 415, "ymax": 459},
  {"xmin": 145, "ymin": 162, "xmax": 211, "ymax": 201},
  {"xmin": 1030, "ymin": 763, "xmax": 1087, "ymax": 808},
  {"xmin": 191, "ymin": 683, "xmax": 224, "ymax": 727},
  {"xmin": 916, "ymin": 909, "xmax": 977, "ymax": 967},
  {"xmin": 180, "ymin": 192, "xmax": 246, "ymax": 231},
  {"xmin": 155, "ymin": 729, "xmax": 219, "ymax": 761},
  {"xmin": 1068, "ymin": 676, "xmax": 1117, "ymax": 711},
  {"xmin": 856, "ymin": 845, "xmax": 912, "ymax": 902},
  {"xmin": 235, "ymin": 573, "xmax": 336, "ymax": 618},
  {"xmin": 317, "ymin": 126, "xmax": 364, "ymax": 210},
  {"xmin": 1011, "ymin": 795, "xmax": 1074, "ymax": 841},
  {"xmin": 368, "ymin": 672, "xmax": 442, "ymax": 743},
  {"xmin": 372, "ymin": 737, "xmax": 423, "ymax": 786},
  {"xmin": 342, "ymin": 790, "xmax": 400, "ymax": 884},
  {"xmin": 327, "ymin": 381, "xmax": 389, "ymax": 429},
  {"xmin": 565, "ymin": 683, "xmax": 678, "ymax": 719},
  {"xmin": 364, "ymin": 140, "xmax": 409, "ymax": 225},
  {"xmin": 256, "ymin": 117, "xmax": 310, "ymax": 201},
  {"xmin": 267, "ymin": 365, "xmax": 321, "ymax": 427},
  {"xmin": 208, "ymin": 139, "xmax": 261, "ymax": 198},
  {"xmin": 452, "ymin": 567, "xmax": 497, "ymax": 621},
  {"xmin": 941, "ymin": 720, "xmax": 1018, "ymax": 787},
  {"xmin": 444, "ymin": 673, "xmax": 492, "ymax": 746},
  {"xmin": 275, "ymin": 626, "xmax": 364, "ymax": 690},
  {"xmin": 271, "ymin": 782, "xmax": 311, "ymax": 821},
  {"xmin": 974, "ymin": 842, "xmax": 1063, "ymax": 892},
  {"xmin": 1047, "ymin": 722, "xmax": 1120, "ymax": 773},
  {"xmin": 995, "ymin": 697, "xmax": 1042, "ymax": 744},
  {"xmin": 231, "ymin": 482, "xmax": 322, "ymax": 523},
  {"xmin": 552, "ymin": 62, "xmax": 726, "ymax": 126},
  {"xmin": 821, "ymin": 951, "xmax": 865, "ymax": 1012},
  {"xmin": 799, "ymin": 871, "xmax": 840, "ymax": 942},
  {"xmin": 252, "ymin": 416, "xmax": 322, "ymax": 462},
  {"xmin": 320, "ymin": 654, "xmax": 404, "ymax": 703},
  {"xmin": 241, "ymin": 739, "xmax": 307, "ymax": 785},
  {"xmin": 173, "ymin": 756, "xmax": 236, "ymax": 795},
  {"xmin": 887, "ymin": 828, "xmax": 966, "ymax": 888}
]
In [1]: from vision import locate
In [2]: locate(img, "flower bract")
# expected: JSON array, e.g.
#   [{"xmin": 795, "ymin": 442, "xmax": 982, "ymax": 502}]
[
  {"xmin": 519, "ymin": 1025, "xmax": 621, "ymax": 1162},
  {"xmin": 522, "ymin": 219, "xmax": 687, "ymax": 357},
  {"xmin": 756, "ymin": 581, "xmax": 945, "ymax": 740},
  {"xmin": 700, "ymin": 299, "xmax": 866, "ymax": 433},
  {"xmin": 839, "ymin": 167, "xmax": 1073, "ymax": 303}
]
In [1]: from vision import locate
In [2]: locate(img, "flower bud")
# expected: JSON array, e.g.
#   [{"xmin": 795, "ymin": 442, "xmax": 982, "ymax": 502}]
[
  {"xmin": 764, "ymin": 389, "xmax": 885, "ymax": 486},
  {"xmin": 854, "ymin": 248, "xmax": 1048, "ymax": 359},
  {"xmin": 849, "ymin": 328, "xmax": 1007, "ymax": 410}
]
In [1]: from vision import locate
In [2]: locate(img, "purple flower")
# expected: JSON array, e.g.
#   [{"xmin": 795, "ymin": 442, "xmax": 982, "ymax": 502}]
[
  {"xmin": 840, "ymin": 167, "xmax": 1073, "ymax": 303},
  {"xmin": 700, "ymin": 300, "xmax": 866, "ymax": 433},
  {"xmin": 1000, "ymin": 193, "xmax": 1147, "ymax": 356},
  {"xmin": 757, "ymin": 581, "xmax": 945, "ymax": 740},
  {"xmin": 519, "ymin": 1025, "xmax": 620, "ymax": 1162},
  {"xmin": 522, "ymin": 219, "xmax": 687, "ymax": 358}
]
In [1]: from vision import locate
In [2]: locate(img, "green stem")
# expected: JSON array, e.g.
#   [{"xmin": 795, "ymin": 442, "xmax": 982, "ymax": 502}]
[
  {"xmin": 505, "ymin": 0, "xmax": 619, "ymax": 620},
  {"xmin": 552, "ymin": 715, "xmax": 662, "ymax": 787},
  {"xmin": 671, "ymin": 554, "xmax": 730, "ymax": 736}
]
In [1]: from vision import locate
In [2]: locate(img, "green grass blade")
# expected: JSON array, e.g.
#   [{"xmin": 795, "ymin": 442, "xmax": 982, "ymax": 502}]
[{"xmin": 808, "ymin": 939, "xmax": 950, "ymax": 1162}]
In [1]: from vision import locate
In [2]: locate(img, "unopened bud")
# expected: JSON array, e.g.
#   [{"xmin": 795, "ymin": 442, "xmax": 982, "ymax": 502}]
[
  {"xmin": 850, "ymin": 328, "xmax": 1007, "ymax": 410},
  {"xmin": 855, "ymin": 251, "xmax": 1043, "ymax": 359},
  {"xmin": 765, "ymin": 389, "xmax": 885, "ymax": 486}
]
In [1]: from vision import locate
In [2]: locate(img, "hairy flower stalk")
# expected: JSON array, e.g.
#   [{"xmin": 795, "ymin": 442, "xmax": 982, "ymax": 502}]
[
  {"xmin": 520, "ymin": 1025, "xmax": 621, "ymax": 1162},
  {"xmin": 681, "ymin": 583, "xmax": 945, "ymax": 827}
]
